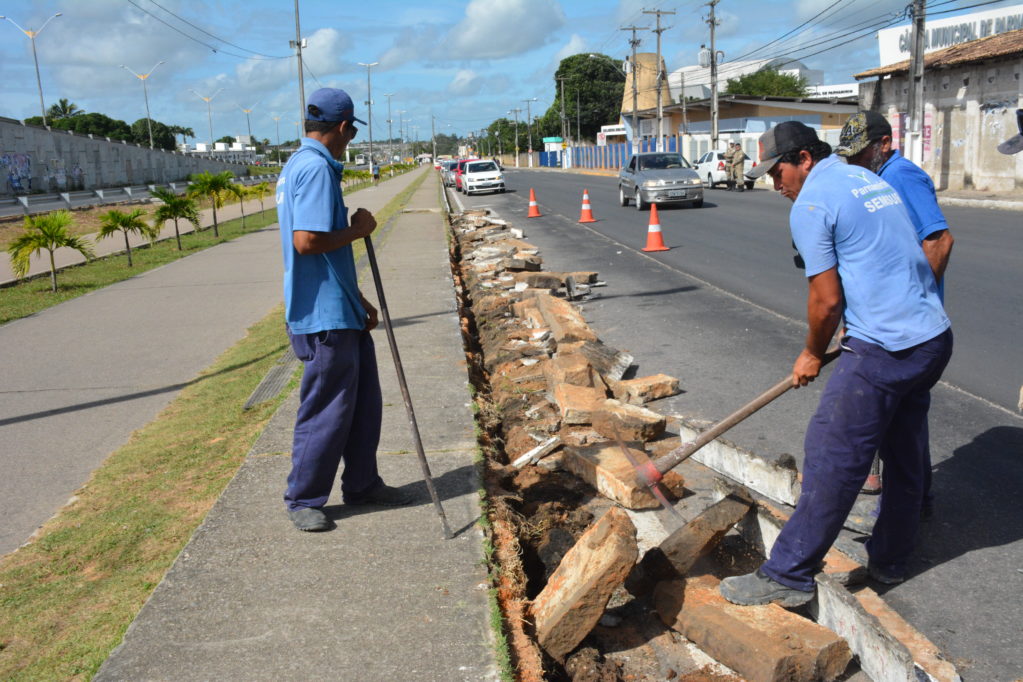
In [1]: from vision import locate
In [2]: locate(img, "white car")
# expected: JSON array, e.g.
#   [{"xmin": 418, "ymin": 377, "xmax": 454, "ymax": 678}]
[
  {"xmin": 695, "ymin": 150, "xmax": 754, "ymax": 190},
  {"xmin": 461, "ymin": 160, "xmax": 505, "ymax": 195}
]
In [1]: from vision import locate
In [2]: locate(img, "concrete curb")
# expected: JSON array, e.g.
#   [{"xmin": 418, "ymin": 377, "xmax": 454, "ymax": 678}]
[{"xmin": 937, "ymin": 196, "xmax": 1023, "ymax": 212}]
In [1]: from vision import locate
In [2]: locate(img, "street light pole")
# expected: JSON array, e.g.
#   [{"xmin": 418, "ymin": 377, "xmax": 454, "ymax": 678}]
[
  {"xmin": 523, "ymin": 97, "xmax": 537, "ymax": 167},
  {"xmin": 357, "ymin": 62, "xmax": 378, "ymax": 164},
  {"xmin": 190, "ymin": 88, "xmax": 223, "ymax": 148},
  {"xmin": 122, "ymin": 61, "xmax": 164, "ymax": 149},
  {"xmin": 1, "ymin": 12, "xmax": 62, "ymax": 125},
  {"xmin": 509, "ymin": 108, "xmax": 522, "ymax": 167},
  {"xmin": 238, "ymin": 103, "xmax": 258, "ymax": 144},
  {"xmin": 384, "ymin": 93, "xmax": 394, "ymax": 162},
  {"xmin": 272, "ymin": 114, "xmax": 283, "ymax": 164},
  {"xmin": 397, "ymin": 111, "xmax": 406, "ymax": 160}
]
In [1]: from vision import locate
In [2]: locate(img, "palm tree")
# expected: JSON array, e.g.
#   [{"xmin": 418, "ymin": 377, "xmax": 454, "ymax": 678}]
[
  {"xmin": 98, "ymin": 208, "xmax": 157, "ymax": 267},
  {"xmin": 250, "ymin": 181, "xmax": 272, "ymax": 217},
  {"xmin": 7, "ymin": 210, "xmax": 95, "ymax": 291},
  {"xmin": 224, "ymin": 182, "xmax": 251, "ymax": 229},
  {"xmin": 187, "ymin": 171, "xmax": 234, "ymax": 237},
  {"xmin": 151, "ymin": 187, "xmax": 200, "ymax": 250},
  {"xmin": 47, "ymin": 98, "xmax": 84, "ymax": 120}
]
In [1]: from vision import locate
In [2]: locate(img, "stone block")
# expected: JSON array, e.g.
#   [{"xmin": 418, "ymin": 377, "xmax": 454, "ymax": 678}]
[
  {"xmin": 591, "ymin": 399, "xmax": 667, "ymax": 442},
  {"xmin": 562, "ymin": 442, "xmax": 684, "ymax": 510},
  {"xmin": 611, "ymin": 374, "xmax": 681, "ymax": 405},
  {"xmin": 654, "ymin": 576, "xmax": 852, "ymax": 682},
  {"xmin": 511, "ymin": 271, "xmax": 563, "ymax": 290},
  {"xmin": 575, "ymin": 339, "xmax": 634, "ymax": 382},
  {"xmin": 530, "ymin": 507, "xmax": 639, "ymax": 661},
  {"xmin": 534, "ymin": 294, "xmax": 599, "ymax": 344},
  {"xmin": 626, "ymin": 490, "xmax": 752, "ymax": 595},
  {"xmin": 552, "ymin": 384, "xmax": 606, "ymax": 425},
  {"xmin": 544, "ymin": 353, "xmax": 598, "ymax": 388},
  {"xmin": 501, "ymin": 256, "xmax": 542, "ymax": 271}
]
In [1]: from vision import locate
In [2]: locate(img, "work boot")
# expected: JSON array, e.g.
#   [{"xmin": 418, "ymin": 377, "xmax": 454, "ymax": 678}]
[
  {"xmin": 344, "ymin": 482, "xmax": 414, "ymax": 506},
  {"xmin": 288, "ymin": 507, "xmax": 331, "ymax": 532},
  {"xmin": 867, "ymin": 561, "xmax": 906, "ymax": 585},
  {"xmin": 719, "ymin": 568, "xmax": 814, "ymax": 607}
]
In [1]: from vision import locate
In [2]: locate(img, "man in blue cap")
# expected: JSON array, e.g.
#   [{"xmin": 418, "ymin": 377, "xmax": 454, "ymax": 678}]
[
  {"xmin": 719, "ymin": 121, "xmax": 952, "ymax": 606},
  {"xmin": 276, "ymin": 87, "xmax": 412, "ymax": 532}
]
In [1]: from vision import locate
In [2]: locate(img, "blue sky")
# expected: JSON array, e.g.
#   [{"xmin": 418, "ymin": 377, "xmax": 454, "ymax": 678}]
[{"xmin": 0, "ymin": 0, "xmax": 1002, "ymax": 144}]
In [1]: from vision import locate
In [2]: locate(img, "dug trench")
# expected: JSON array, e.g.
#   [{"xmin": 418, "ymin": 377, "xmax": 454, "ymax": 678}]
[{"xmin": 445, "ymin": 207, "xmax": 961, "ymax": 682}]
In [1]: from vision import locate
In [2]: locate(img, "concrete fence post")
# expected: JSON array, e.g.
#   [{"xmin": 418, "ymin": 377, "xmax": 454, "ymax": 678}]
[{"xmin": 60, "ymin": 193, "xmax": 72, "ymax": 209}]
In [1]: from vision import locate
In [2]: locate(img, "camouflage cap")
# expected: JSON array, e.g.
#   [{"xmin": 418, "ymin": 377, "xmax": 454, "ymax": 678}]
[{"xmin": 835, "ymin": 111, "xmax": 892, "ymax": 157}]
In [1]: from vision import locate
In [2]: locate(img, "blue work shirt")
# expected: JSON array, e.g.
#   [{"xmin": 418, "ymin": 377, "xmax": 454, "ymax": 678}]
[
  {"xmin": 276, "ymin": 137, "xmax": 366, "ymax": 334},
  {"xmin": 790, "ymin": 155, "xmax": 949, "ymax": 352},
  {"xmin": 878, "ymin": 149, "xmax": 949, "ymax": 301}
]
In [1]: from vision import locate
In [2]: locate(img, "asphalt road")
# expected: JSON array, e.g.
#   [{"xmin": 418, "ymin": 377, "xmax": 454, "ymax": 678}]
[{"xmin": 451, "ymin": 168, "xmax": 1023, "ymax": 681}]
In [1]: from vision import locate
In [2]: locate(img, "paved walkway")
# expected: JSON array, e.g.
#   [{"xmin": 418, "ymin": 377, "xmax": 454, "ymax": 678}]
[
  {"xmin": 95, "ymin": 169, "xmax": 495, "ymax": 679},
  {"xmin": 0, "ymin": 168, "xmax": 426, "ymax": 556}
]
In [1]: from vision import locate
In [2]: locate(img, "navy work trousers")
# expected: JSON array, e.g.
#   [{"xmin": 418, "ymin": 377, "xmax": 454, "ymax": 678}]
[
  {"xmin": 285, "ymin": 328, "xmax": 383, "ymax": 511},
  {"xmin": 762, "ymin": 329, "xmax": 953, "ymax": 591}
]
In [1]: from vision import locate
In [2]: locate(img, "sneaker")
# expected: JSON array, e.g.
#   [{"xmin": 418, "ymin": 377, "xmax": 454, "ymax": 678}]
[
  {"xmin": 288, "ymin": 507, "xmax": 331, "ymax": 532},
  {"xmin": 344, "ymin": 482, "xmax": 414, "ymax": 506},
  {"xmin": 719, "ymin": 568, "xmax": 814, "ymax": 607},
  {"xmin": 867, "ymin": 561, "xmax": 906, "ymax": 585}
]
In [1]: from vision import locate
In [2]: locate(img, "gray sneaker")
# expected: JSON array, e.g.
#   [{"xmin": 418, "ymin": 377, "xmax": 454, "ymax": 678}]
[
  {"xmin": 719, "ymin": 568, "xmax": 814, "ymax": 607},
  {"xmin": 344, "ymin": 483, "xmax": 414, "ymax": 506},
  {"xmin": 288, "ymin": 507, "xmax": 331, "ymax": 532}
]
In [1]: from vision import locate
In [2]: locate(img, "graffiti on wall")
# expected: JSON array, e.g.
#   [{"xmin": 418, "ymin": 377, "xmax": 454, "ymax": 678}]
[{"xmin": 1, "ymin": 152, "xmax": 32, "ymax": 194}]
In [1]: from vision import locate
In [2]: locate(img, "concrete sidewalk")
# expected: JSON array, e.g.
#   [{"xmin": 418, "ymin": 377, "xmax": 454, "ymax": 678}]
[
  {"xmin": 0, "ymin": 167, "xmax": 427, "ymax": 556},
  {"xmin": 95, "ymin": 171, "xmax": 497, "ymax": 679}
]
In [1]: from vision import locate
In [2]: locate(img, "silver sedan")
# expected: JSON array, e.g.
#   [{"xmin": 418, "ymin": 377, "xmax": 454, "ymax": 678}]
[{"xmin": 618, "ymin": 152, "xmax": 704, "ymax": 210}]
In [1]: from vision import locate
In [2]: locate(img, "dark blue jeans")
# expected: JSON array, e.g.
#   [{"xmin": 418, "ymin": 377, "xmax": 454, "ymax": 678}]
[
  {"xmin": 762, "ymin": 329, "xmax": 953, "ymax": 590},
  {"xmin": 285, "ymin": 328, "xmax": 383, "ymax": 511}
]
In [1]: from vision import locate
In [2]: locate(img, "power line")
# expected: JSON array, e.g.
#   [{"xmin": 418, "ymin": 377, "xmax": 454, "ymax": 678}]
[
  {"xmin": 143, "ymin": 0, "xmax": 288, "ymax": 58},
  {"xmin": 125, "ymin": 0, "xmax": 289, "ymax": 60}
]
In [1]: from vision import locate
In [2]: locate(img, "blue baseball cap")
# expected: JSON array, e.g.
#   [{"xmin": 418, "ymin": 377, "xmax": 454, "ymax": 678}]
[{"xmin": 305, "ymin": 87, "xmax": 366, "ymax": 125}]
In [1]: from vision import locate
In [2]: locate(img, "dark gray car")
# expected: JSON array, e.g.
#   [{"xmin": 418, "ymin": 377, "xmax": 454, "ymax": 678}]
[{"xmin": 618, "ymin": 152, "xmax": 704, "ymax": 210}]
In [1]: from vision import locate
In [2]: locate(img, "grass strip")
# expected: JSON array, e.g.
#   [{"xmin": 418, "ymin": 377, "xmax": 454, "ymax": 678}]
[
  {"xmin": 0, "ymin": 305, "xmax": 293, "ymax": 680},
  {"xmin": 0, "ymin": 168, "xmax": 431, "ymax": 680},
  {"xmin": 0, "ymin": 169, "xmax": 420, "ymax": 326}
]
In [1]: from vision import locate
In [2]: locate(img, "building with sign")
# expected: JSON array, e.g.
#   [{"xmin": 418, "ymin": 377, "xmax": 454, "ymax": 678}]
[
  {"xmin": 855, "ymin": 27, "xmax": 1023, "ymax": 191},
  {"xmin": 877, "ymin": 3, "xmax": 1023, "ymax": 66}
]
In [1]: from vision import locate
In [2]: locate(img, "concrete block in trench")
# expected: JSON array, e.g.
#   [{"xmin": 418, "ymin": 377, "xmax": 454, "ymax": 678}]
[
  {"xmin": 544, "ymin": 352, "xmax": 599, "ymax": 388},
  {"xmin": 654, "ymin": 576, "xmax": 852, "ymax": 682},
  {"xmin": 612, "ymin": 373, "xmax": 681, "ymax": 405},
  {"xmin": 591, "ymin": 398, "xmax": 667, "ymax": 442},
  {"xmin": 533, "ymin": 293, "xmax": 599, "ymax": 344},
  {"xmin": 552, "ymin": 383, "xmax": 606, "ymax": 424},
  {"xmin": 562, "ymin": 442, "xmax": 685, "ymax": 510},
  {"xmin": 530, "ymin": 506, "xmax": 639, "ymax": 662}
]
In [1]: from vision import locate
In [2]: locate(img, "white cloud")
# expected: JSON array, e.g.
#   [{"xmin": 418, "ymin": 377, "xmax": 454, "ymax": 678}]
[
  {"xmin": 449, "ymin": 0, "xmax": 566, "ymax": 58},
  {"xmin": 554, "ymin": 33, "xmax": 589, "ymax": 64},
  {"xmin": 448, "ymin": 69, "xmax": 483, "ymax": 95}
]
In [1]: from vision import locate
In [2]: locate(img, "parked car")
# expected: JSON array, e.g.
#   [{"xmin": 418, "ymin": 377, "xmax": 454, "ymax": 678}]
[
  {"xmin": 461, "ymin": 160, "xmax": 505, "ymax": 195},
  {"xmin": 441, "ymin": 160, "xmax": 459, "ymax": 187},
  {"xmin": 618, "ymin": 152, "xmax": 703, "ymax": 210},
  {"xmin": 695, "ymin": 149, "xmax": 754, "ymax": 190},
  {"xmin": 454, "ymin": 158, "xmax": 479, "ymax": 192}
]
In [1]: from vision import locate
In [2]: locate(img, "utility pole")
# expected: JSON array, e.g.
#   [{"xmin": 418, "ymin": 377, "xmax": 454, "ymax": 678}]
[
  {"xmin": 644, "ymin": 8, "xmax": 674, "ymax": 152},
  {"xmin": 706, "ymin": 0, "xmax": 721, "ymax": 149},
  {"xmin": 523, "ymin": 98, "xmax": 537, "ymax": 167},
  {"xmin": 431, "ymin": 115, "xmax": 437, "ymax": 162},
  {"xmin": 576, "ymin": 90, "xmax": 581, "ymax": 145},
  {"xmin": 358, "ymin": 62, "xmax": 378, "ymax": 164},
  {"xmin": 291, "ymin": 0, "xmax": 306, "ymax": 125},
  {"xmin": 907, "ymin": 0, "xmax": 926, "ymax": 164},
  {"xmin": 272, "ymin": 114, "xmax": 283, "ymax": 163},
  {"xmin": 384, "ymin": 93, "xmax": 394, "ymax": 161},
  {"xmin": 509, "ymin": 107, "xmax": 523, "ymax": 167},
  {"xmin": 621, "ymin": 25, "xmax": 648, "ymax": 155}
]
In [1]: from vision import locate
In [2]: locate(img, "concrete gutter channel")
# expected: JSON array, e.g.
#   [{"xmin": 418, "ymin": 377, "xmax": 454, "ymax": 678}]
[{"xmin": 446, "ymin": 203, "xmax": 963, "ymax": 681}]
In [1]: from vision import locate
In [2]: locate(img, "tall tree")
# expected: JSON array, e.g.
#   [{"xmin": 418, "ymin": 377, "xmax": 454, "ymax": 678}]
[
  {"xmin": 187, "ymin": 171, "xmax": 234, "ymax": 237},
  {"xmin": 151, "ymin": 187, "xmax": 200, "ymax": 250},
  {"xmin": 7, "ymin": 210, "xmax": 95, "ymax": 291},
  {"xmin": 131, "ymin": 119, "xmax": 177, "ymax": 150},
  {"xmin": 47, "ymin": 98, "xmax": 84, "ymax": 120},
  {"xmin": 537, "ymin": 53, "xmax": 626, "ymax": 142},
  {"xmin": 725, "ymin": 68, "xmax": 809, "ymax": 97},
  {"xmin": 98, "ymin": 208, "xmax": 157, "ymax": 267}
]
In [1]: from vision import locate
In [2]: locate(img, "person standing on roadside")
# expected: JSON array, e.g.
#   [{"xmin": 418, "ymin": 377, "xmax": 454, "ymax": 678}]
[
  {"xmin": 276, "ymin": 87, "xmax": 412, "ymax": 533},
  {"xmin": 719, "ymin": 121, "xmax": 952, "ymax": 606},
  {"xmin": 835, "ymin": 111, "xmax": 955, "ymax": 507},
  {"xmin": 723, "ymin": 142, "xmax": 737, "ymax": 191},
  {"xmin": 730, "ymin": 141, "xmax": 748, "ymax": 192}
]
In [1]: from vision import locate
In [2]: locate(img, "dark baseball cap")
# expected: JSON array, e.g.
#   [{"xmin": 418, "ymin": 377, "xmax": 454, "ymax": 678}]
[
  {"xmin": 835, "ymin": 111, "xmax": 892, "ymax": 157},
  {"xmin": 305, "ymin": 87, "xmax": 367, "ymax": 125},
  {"xmin": 747, "ymin": 121, "xmax": 821, "ymax": 179}
]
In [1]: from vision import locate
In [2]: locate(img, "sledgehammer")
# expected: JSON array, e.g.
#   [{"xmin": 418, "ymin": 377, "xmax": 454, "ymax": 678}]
[{"xmin": 630, "ymin": 348, "xmax": 842, "ymax": 492}]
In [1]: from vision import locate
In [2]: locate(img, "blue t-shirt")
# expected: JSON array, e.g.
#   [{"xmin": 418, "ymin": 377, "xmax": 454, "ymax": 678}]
[
  {"xmin": 790, "ymin": 155, "xmax": 949, "ymax": 352},
  {"xmin": 878, "ymin": 149, "xmax": 948, "ymax": 300},
  {"xmin": 276, "ymin": 138, "xmax": 366, "ymax": 334}
]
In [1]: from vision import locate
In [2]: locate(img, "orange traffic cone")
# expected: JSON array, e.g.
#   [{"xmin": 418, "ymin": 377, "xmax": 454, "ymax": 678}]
[
  {"xmin": 578, "ymin": 189, "xmax": 596, "ymax": 223},
  {"xmin": 527, "ymin": 188, "xmax": 542, "ymax": 218},
  {"xmin": 641, "ymin": 204, "xmax": 670, "ymax": 252}
]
